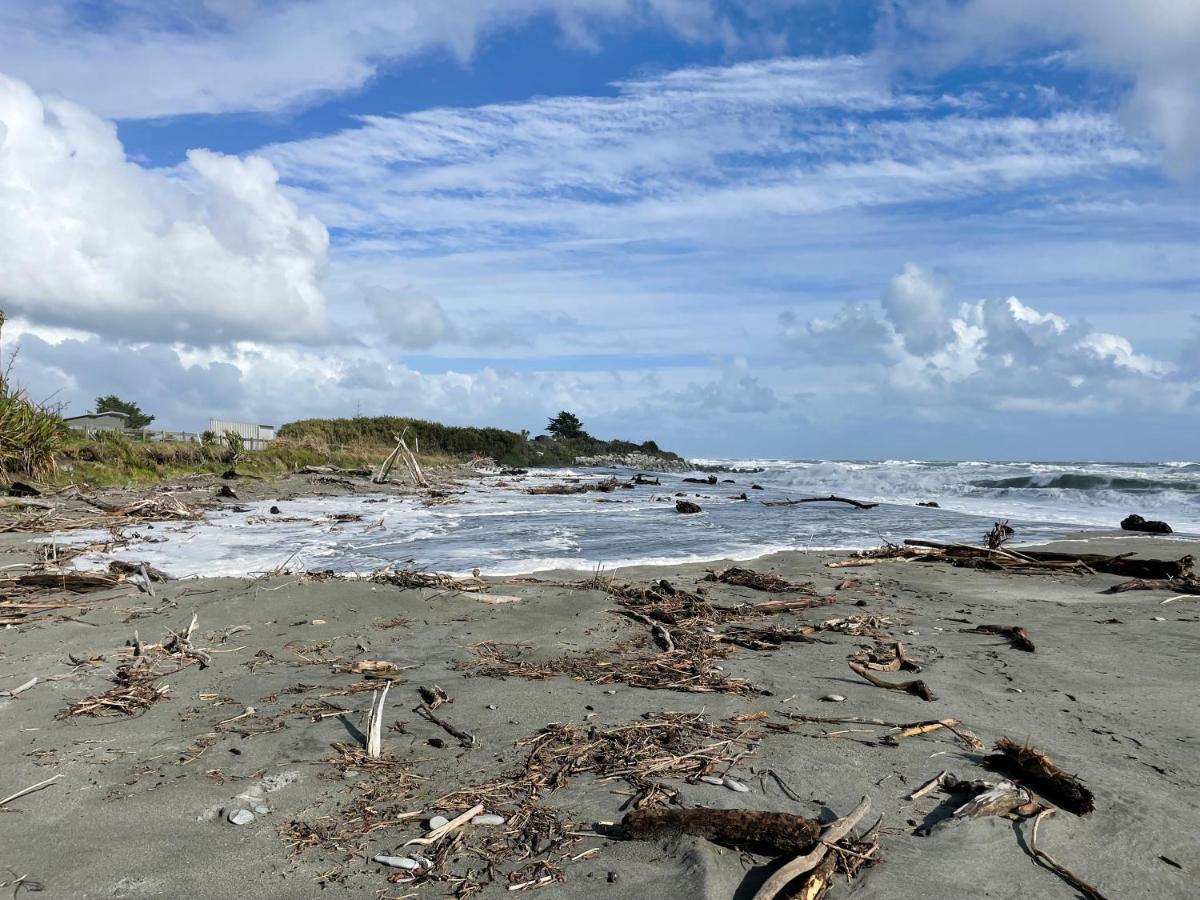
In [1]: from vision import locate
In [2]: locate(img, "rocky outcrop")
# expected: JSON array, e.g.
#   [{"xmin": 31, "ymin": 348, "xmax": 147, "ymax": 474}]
[
  {"xmin": 572, "ymin": 452, "xmax": 692, "ymax": 473},
  {"xmin": 1121, "ymin": 513, "xmax": 1173, "ymax": 534}
]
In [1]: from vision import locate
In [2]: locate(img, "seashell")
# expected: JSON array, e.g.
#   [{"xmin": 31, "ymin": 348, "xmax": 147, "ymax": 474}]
[
  {"xmin": 471, "ymin": 814, "xmax": 507, "ymax": 826},
  {"xmin": 373, "ymin": 856, "xmax": 420, "ymax": 870}
]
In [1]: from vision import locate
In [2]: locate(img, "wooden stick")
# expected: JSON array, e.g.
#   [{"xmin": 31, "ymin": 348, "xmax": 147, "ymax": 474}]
[
  {"xmin": 403, "ymin": 803, "xmax": 484, "ymax": 847},
  {"xmin": 848, "ymin": 661, "xmax": 936, "ymax": 701},
  {"xmin": 0, "ymin": 773, "xmax": 63, "ymax": 808},
  {"xmin": 416, "ymin": 700, "xmax": 476, "ymax": 748},
  {"xmin": 365, "ymin": 680, "xmax": 390, "ymax": 758},
  {"xmin": 0, "ymin": 676, "xmax": 37, "ymax": 698},
  {"xmin": 752, "ymin": 796, "xmax": 871, "ymax": 900},
  {"xmin": 905, "ymin": 770, "xmax": 950, "ymax": 801},
  {"xmin": 1029, "ymin": 807, "xmax": 1111, "ymax": 900},
  {"xmin": 763, "ymin": 495, "xmax": 878, "ymax": 510}
]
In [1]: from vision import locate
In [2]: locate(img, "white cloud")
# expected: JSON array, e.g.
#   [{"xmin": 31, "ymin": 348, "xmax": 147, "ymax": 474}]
[
  {"xmin": 364, "ymin": 286, "xmax": 456, "ymax": 348},
  {"xmin": 786, "ymin": 263, "xmax": 1190, "ymax": 416},
  {"xmin": 0, "ymin": 73, "xmax": 329, "ymax": 344},
  {"xmin": 896, "ymin": 0, "xmax": 1200, "ymax": 176},
  {"xmin": 0, "ymin": 0, "xmax": 794, "ymax": 120}
]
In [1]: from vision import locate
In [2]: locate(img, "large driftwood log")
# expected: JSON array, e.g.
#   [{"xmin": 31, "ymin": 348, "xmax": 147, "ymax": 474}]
[
  {"xmin": 903, "ymin": 540, "xmax": 1192, "ymax": 579},
  {"xmin": 764, "ymin": 495, "xmax": 878, "ymax": 510},
  {"xmin": 751, "ymin": 796, "xmax": 871, "ymax": 900},
  {"xmin": 623, "ymin": 807, "xmax": 820, "ymax": 856},
  {"xmin": 1102, "ymin": 577, "xmax": 1200, "ymax": 595}
]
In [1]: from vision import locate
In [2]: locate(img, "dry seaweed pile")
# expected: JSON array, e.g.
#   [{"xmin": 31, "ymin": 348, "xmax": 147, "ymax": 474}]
[
  {"xmin": 56, "ymin": 660, "xmax": 170, "ymax": 719},
  {"xmin": 287, "ymin": 712, "xmax": 762, "ymax": 895},
  {"xmin": 704, "ymin": 566, "xmax": 817, "ymax": 594}
]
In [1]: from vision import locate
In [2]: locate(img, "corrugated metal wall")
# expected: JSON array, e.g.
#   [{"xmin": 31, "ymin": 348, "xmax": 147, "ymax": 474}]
[{"xmin": 207, "ymin": 420, "xmax": 276, "ymax": 441}]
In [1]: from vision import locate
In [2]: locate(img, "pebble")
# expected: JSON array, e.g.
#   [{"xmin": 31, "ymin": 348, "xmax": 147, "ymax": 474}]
[
  {"xmin": 699, "ymin": 775, "xmax": 725, "ymax": 786},
  {"xmin": 604, "ymin": 689, "xmax": 617, "ymax": 694},
  {"xmin": 427, "ymin": 815, "xmax": 450, "ymax": 830},
  {"xmin": 373, "ymin": 856, "xmax": 420, "ymax": 870},
  {"xmin": 471, "ymin": 814, "xmax": 507, "ymax": 826},
  {"xmin": 723, "ymin": 777, "xmax": 750, "ymax": 793},
  {"xmin": 486, "ymin": 704, "xmax": 497, "ymax": 710},
  {"xmin": 820, "ymin": 694, "xmax": 846, "ymax": 703},
  {"xmin": 1152, "ymin": 616, "xmax": 1166, "ymax": 622},
  {"xmin": 905, "ymin": 629, "xmax": 920, "ymax": 635},
  {"xmin": 252, "ymin": 803, "xmax": 271, "ymax": 815},
  {"xmin": 226, "ymin": 809, "xmax": 255, "ymax": 826}
]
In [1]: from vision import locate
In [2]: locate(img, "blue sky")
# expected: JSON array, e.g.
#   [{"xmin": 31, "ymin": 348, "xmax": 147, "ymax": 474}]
[{"xmin": 0, "ymin": 0, "xmax": 1197, "ymax": 459}]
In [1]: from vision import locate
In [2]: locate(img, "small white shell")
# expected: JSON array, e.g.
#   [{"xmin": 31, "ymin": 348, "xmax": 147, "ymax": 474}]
[
  {"xmin": 374, "ymin": 855, "xmax": 420, "ymax": 870},
  {"xmin": 471, "ymin": 814, "xmax": 507, "ymax": 826},
  {"xmin": 226, "ymin": 809, "xmax": 255, "ymax": 826}
]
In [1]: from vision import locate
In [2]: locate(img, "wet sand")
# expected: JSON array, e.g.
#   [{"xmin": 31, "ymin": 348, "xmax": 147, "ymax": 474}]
[{"xmin": 1, "ymin": 521, "xmax": 1197, "ymax": 899}]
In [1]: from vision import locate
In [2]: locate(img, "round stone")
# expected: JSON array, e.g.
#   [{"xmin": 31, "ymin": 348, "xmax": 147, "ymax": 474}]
[{"xmin": 226, "ymin": 808, "xmax": 255, "ymax": 826}]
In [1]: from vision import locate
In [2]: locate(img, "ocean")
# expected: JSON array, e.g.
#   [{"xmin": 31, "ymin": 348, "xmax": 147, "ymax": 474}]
[{"xmin": 65, "ymin": 459, "xmax": 1200, "ymax": 578}]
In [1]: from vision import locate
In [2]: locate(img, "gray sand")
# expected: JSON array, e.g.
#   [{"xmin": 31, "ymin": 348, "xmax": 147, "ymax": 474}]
[{"xmin": 1, "ymin": 531, "xmax": 1197, "ymax": 899}]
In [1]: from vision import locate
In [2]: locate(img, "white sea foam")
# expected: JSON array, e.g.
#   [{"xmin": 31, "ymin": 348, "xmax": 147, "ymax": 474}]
[{"xmin": 55, "ymin": 460, "xmax": 1198, "ymax": 577}]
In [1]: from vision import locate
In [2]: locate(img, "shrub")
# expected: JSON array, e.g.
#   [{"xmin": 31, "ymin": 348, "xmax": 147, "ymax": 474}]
[{"xmin": 0, "ymin": 382, "xmax": 66, "ymax": 480}]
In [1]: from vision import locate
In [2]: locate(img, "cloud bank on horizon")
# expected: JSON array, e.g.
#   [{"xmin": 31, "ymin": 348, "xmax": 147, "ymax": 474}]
[{"xmin": 0, "ymin": 0, "xmax": 1196, "ymax": 459}]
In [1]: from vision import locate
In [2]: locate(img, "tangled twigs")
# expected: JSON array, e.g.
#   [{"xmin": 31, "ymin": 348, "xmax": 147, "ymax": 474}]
[
  {"xmin": 752, "ymin": 796, "xmax": 872, "ymax": 900},
  {"xmin": 848, "ymin": 661, "xmax": 936, "ymax": 701},
  {"xmin": 57, "ymin": 661, "xmax": 170, "ymax": 718},
  {"xmin": 1029, "ymin": 808, "xmax": 1111, "ymax": 900},
  {"xmin": 416, "ymin": 700, "xmax": 476, "ymax": 748},
  {"xmin": 985, "ymin": 738, "xmax": 1094, "ymax": 815},
  {"xmin": 622, "ymin": 808, "xmax": 820, "ymax": 855},
  {"xmin": 704, "ymin": 567, "xmax": 817, "ymax": 594}
]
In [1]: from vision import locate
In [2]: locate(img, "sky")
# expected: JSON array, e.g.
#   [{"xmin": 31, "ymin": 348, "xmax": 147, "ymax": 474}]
[{"xmin": 0, "ymin": 0, "xmax": 1197, "ymax": 460}]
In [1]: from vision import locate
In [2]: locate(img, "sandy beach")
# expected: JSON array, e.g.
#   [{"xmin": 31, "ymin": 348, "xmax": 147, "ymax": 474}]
[{"xmin": 1, "ymin": 479, "xmax": 1196, "ymax": 899}]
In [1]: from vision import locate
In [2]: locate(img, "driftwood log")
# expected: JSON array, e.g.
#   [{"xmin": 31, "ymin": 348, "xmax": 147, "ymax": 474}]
[
  {"xmin": 764, "ymin": 495, "xmax": 878, "ymax": 510},
  {"xmin": 849, "ymin": 661, "xmax": 935, "ymax": 701},
  {"xmin": 623, "ymin": 807, "xmax": 819, "ymax": 856},
  {"xmin": 965, "ymin": 624, "xmax": 1035, "ymax": 652},
  {"xmin": 985, "ymin": 738, "xmax": 1094, "ymax": 815},
  {"xmin": 1101, "ymin": 577, "xmax": 1200, "ymax": 596},
  {"xmin": 751, "ymin": 796, "xmax": 872, "ymax": 900},
  {"xmin": 904, "ymin": 540, "xmax": 1192, "ymax": 579}
]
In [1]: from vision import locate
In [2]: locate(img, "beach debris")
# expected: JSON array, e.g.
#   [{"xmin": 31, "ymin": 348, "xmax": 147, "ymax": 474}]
[
  {"xmin": 882, "ymin": 719, "xmax": 983, "ymax": 750},
  {"xmin": 984, "ymin": 738, "xmax": 1095, "ymax": 815},
  {"xmin": 415, "ymin": 696, "xmax": 476, "ymax": 748},
  {"xmin": 852, "ymin": 640, "xmax": 921, "ymax": 672},
  {"xmin": 964, "ymin": 624, "xmax": 1036, "ymax": 652},
  {"xmin": 107, "ymin": 559, "xmax": 171, "ymax": 582},
  {"xmin": 364, "ymin": 681, "xmax": 390, "ymax": 759},
  {"xmin": 984, "ymin": 520, "xmax": 1014, "ymax": 549},
  {"xmin": 1121, "ymin": 513, "xmax": 1172, "ymax": 534},
  {"xmin": 372, "ymin": 428, "xmax": 428, "ymax": 487},
  {"xmin": 417, "ymin": 685, "xmax": 450, "ymax": 709},
  {"xmin": 820, "ymin": 694, "xmax": 846, "ymax": 703},
  {"xmin": 16, "ymin": 570, "xmax": 120, "ymax": 593},
  {"xmin": 675, "ymin": 500, "xmax": 702, "ymax": 514},
  {"xmin": 374, "ymin": 855, "xmax": 421, "ymax": 870},
  {"xmin": 0, "ymin": 676, "xmax": 37, "ymax": 698},
  {"xmin": 848, "ymin": 661, "xmax": 935, "ymax": 701},
  {"xmin": 0, "ymin": 773, "xmax": 63, "ymax": 809},
  {"xmin": 227, "ymin": 808, "xmax": 256, "ymax": 826},
  {"xmin": 704, "ymin": 567, "xmax": 816, "ymax": 594},
  {"xmin": 57, "ymin": 661, "xmax": 170, "ymax": 718},
  {"xmin": 751, "ymin": 795, "xmax": 873, "ymax": 900},
  {"xmin": 623, "ymin": 807, "xmax": 820, "ymax": 855},
  {"xmin": 1027, "ymin": 807, "xmax": 1112, "ymax": 900},
  {"xmin": 337, "ymin": 660, "xmax": 401, "ymax": 676},
  {"xmin": 471, "ymin": 813, "xmax": 506, "ymax": 826},
  {"xmin": 762, "ymin": 495, "xmax": 878, "ymax": 510},
  {"xmin": 1101, "ymin": 576, "xmax": 1200, "ymax": 596},
  {"xmin": 217, "ymin": 484, "xmax": 238, "ymax": 499},
  {"xmin": 905, "ymin": 770, "xmax": 952, "ymax": 801},
  {"xmin": 475, "ymin": 593, "xmax": 522, "ymax": 604},
  {"xmin": 952, "ymin": 780, "xmax": 1036, "ymax": 819}
]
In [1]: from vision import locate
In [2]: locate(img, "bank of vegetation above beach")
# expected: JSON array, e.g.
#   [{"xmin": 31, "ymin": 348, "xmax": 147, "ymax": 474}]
[{"xmin": 278, "ymin": 414, "xmax": 685, "ymax": 470}]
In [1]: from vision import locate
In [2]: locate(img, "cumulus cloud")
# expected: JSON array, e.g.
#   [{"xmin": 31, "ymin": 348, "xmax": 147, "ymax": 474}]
[
  {"xmin": 364, "ymin": 286, "xmax": 456, "ymax": 348},
  {"xmin": 0, "ymin": 72, "xmax": 329, "ymax": 345},
  {"xmin": 895, "ymin": 0, "xmax": 1200, "ymax": 176},
  {"xmin": 786, "ymin": 263, "xmax": 1188, "ymax": 415}
]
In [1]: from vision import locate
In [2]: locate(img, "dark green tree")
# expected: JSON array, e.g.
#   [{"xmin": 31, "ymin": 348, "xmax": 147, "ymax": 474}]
[
  {"xmin": 546, "ymin": 410, "xmax": 586, "ymax": 440},
  {"xmin": 95, "ymin": 395, "xmax": 155, "ymax": 430}
]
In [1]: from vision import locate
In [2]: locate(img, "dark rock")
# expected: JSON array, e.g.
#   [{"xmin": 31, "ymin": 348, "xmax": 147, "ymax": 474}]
[
  {"xmin": 217, "ymin": 485, "xmax": 238, "ymax": 499},
  {"xmin": 221, "ymin": 469, "xmax": 239, "ymax": 480},
  {"xmin": 7, "ymin": 481, "xmax": 40, "ymax": 497},
  {"xmin": 675, "ymin": 500, "xmax": 702, "ymax": 514},
  {"xmin": 751, "ymin": 484, "xmax": 763, "ymax": 490},
  {"xmin": 269, "ymin": 506, "xmax": 281, "ymax": 515},
  {"xmin": 1121, "ymin": 514, "xmax": 1172, "ymax": 534},
  {"xmin": 683, "ymin": 475, "xmax": 718, "ymax": 485},
  {"xmin": 917, "ymin": 501, "xmax": 940, "ymax": 508}
]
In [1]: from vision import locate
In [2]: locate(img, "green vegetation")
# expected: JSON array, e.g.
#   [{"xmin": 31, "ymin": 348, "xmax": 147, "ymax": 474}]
[
  {"xmin": 95, "ymin": 394, "xmax": 155, "ymax": 429},
  {"xmin": 0, "ymin": 380, "xmax": 67, "ymax": 481},
  {"xmin": 278, "ymin": 415, "xmax": 681, "ymax": 468},
  {"xmin": 546, "ymin": 410, "xmax": 587, "ymax": 440}
]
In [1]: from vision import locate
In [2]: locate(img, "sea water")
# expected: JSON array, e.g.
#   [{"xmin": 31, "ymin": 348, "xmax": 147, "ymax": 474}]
[{"xmin": 61, "ymin": 460, "xmax": 1199, "ymax": 578}]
